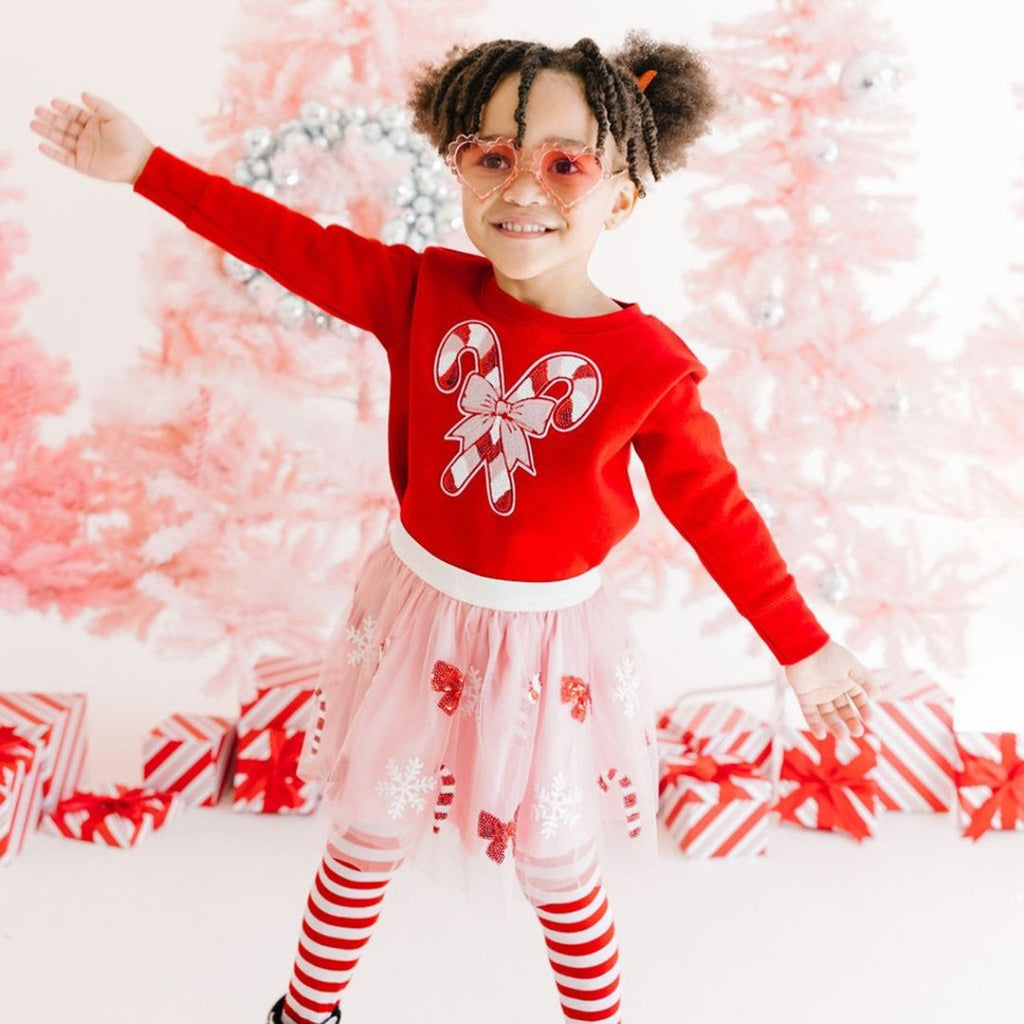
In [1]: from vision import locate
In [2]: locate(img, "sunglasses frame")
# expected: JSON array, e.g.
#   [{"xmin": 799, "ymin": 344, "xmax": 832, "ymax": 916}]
[{"xmin": 444, "ymin": 132, "xmax": 628, "ymax": 211}]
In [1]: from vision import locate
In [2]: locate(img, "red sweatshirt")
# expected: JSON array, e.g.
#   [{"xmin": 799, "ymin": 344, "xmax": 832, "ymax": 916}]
[{"xmin": 132, "ymin": 146, "xmax": 831, "ymax": 666}]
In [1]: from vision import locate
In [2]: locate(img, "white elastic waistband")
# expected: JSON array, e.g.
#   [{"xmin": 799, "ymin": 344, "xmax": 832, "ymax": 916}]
[{"xmin": 388, "ymin": 520, "xmax": 602, "ymax": 612}]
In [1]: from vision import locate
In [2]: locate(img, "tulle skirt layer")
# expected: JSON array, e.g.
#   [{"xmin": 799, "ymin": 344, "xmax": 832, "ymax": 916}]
[{"xmin": 297, "ymin": 522, "xmax": 661, "ymax": 916}]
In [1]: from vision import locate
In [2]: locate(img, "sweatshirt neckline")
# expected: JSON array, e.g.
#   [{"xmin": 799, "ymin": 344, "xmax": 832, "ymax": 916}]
[{"xmin": 479, "ymin": 271, "xmax": 646, "ymax": 332}]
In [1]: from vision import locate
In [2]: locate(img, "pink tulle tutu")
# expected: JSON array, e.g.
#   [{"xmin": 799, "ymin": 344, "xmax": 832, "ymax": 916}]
[{"xmin": 297, "ymin": 519, "xmax": 660, "ymax": 916}]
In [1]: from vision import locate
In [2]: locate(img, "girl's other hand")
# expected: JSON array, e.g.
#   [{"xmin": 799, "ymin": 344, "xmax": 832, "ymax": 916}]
[
  {"xmin": 783, "ymin": 639, "xmax": 883, "ymax": 741},
  {"xmin": 29, "ymin": 92, "xmax": 154, "ymax": 184}
]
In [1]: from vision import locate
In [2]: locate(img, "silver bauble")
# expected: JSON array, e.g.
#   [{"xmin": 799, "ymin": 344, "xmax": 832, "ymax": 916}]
[
  {"xmin": 378, "ymin": 104, "xmax": 403, "ymax": 129},
  {"xmin": 242, "ymin": 126, "xmax": 275, "ymax": 160},
  {"xmin": 249, "ymin": 157, "xmax": 271, "ymax": 180},
  {"xmin": 839, "ymin": 50, "xmax": 898, "ymax": 105},
  {"xmin": 232, "ymin": 160, "xmax": 254, "ymax": 186},
  {"xmin": 251, "ymin": 178, "xmax": 276, "ymax": 197},
  {"xmin": 347, "ymin": 105, "xmax": 367, "ymax": 125},
  {"xmin": 381, "ymin": 219, "xmax": 410, "ymax": 244},
  {"xmin": 414, "ymin": 214, "xmax": 435, "ymax": 236},
  {"xmin": 222, "ymin": 253, "xmax": 257, "ymax": 282},
  {"xmin": 300, "ymin": 101, "xmax": 332, "ymax": 131},
  {"xmin": 879, "ymin": 381, "xmax": 910, "ymax": 418},
  {"xmin": 752, "ymin": 296, "xmax": 786, "ymax": 330},
  {"xmin": 271, "ymin": 164, "xmax": 301, "ymax": 189},
  {"xmin": 412, "ymin": 195, "xmax": 435, "ymax": 215},
  {"xmin": 818, "ymin": 565, "xmax": 850, "ymax": 603},
  {"xmin": 359, "ymin": 122, "xmax": 384, "ymax": 144},
  {"xmin": 406, "ymin": 231, "xmax": 426, "ymax": 250},
  {"xmin": 394, "ymin": 180, "xmax": 416, "ymax": 205},
  {"xmin": 387, "ymin": 129, "xmax": 409, "ymax": 150},
  {"xmin": 276, "ymin": 293, "xmax": 308, "ymax": 327}
]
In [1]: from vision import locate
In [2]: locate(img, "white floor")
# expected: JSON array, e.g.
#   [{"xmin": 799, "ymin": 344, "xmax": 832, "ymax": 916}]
[{"xmin": 2, "ymin": 789, "xmax": 1021, "ymax": 1024}]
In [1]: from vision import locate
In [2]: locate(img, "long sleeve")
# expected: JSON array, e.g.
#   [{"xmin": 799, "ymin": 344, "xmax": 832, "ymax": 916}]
[
  {"xmin": 131, "ymin": 146, "xmax": 422, "ymax": 350},
  {"xmin": 631, "ymin": 371, "xmax": 830, "ymax": 666}
]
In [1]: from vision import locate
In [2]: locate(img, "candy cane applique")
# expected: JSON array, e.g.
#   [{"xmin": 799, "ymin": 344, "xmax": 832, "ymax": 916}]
[
  {"xmin": 434, "ymin": 320, "xmax": 602, "ymax": 516},
  {"xmin": 597, "ymin": 766, "xmax": 642, "ymax": 839}
]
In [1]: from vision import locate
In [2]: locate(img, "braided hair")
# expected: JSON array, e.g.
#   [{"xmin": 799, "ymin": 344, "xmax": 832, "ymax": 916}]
[{"xmin": 408, "ymin": 30, "xmax": 721, "ymax": 198}]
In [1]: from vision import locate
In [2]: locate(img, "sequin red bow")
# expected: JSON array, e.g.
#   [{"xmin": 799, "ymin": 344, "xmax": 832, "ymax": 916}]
[
  {"xmin": 560, "ymin": 675, "xmax": 591, "ymax": 723},
  {"xmin": 430, "ymin": 660, "xmax": 464, "ymax": 716},
  {"xmin": 478, "ymin": 807, "xmax": 518, "ymax": 864},
  {"xmin": 955, "ymin": 733, "xmax": 1024, "ymax": 840}
]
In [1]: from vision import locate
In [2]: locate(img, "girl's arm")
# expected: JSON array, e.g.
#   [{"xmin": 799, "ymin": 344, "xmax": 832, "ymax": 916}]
[
  {"xmin": 631, "ymin": 371, "xmax": 831, "ymax": 667},
  {"xmin": 30, "ymin": 92, "xmax": 421, "ymax": 348}
]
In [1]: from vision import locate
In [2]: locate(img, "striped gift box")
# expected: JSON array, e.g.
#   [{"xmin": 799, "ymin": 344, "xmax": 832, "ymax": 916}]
[
  {"xmin": 231, "ymin": 727, "xmax": 319, "ymax": 814},
  {"xmin": 658, "ymin": 760, "xmax": 773, "ymax": 859},
  {"xmin": 238, "ymin": 656, "xmax": 322, "ymax": 734},
  {"xmin": 143, "ymin": 714, "xmax": 236, "ymax": 808},
  {"xmin": 0, "ymin": 693, "xmax": 87, "ymax": 815},
  {"xmin": 868, "ymin": 672, "xmax": 957, "ymax": 813},
  {"xmin": 953, "ymin": 730, "xmax": 1023, "ymax": 841},
  {"xmin": 40, "ymin": 784, "xmax": 183, "ymax": 848},
  {"xmin": 0, "ymin": 726, "xmax": 49, "ymax": 865},
  {"xmin": 774, "ymin": 728, "xmax": 880, "ymax": 842},
  {"xmin": 655, "ymin": 697, "xmax": 773, "ymax": 770}
]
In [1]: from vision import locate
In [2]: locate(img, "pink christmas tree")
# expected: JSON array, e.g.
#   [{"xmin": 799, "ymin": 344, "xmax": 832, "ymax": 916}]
[
  {"xmin": 0, "ymin": 151, "xmax": 111, "ymax": 618},
  {"xmin": 607, "ymin": 0, "xmax": 1009, "ymax": 684},
  {"xmin": 84, "ymin": 0, "xmax": 477, "ymax": 699}
]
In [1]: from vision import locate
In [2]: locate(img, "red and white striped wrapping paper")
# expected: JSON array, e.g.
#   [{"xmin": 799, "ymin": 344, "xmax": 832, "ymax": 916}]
[
  {"xmin": 143, "ymin": 714, "xmax": 236, "ymax": 808},
  {"xmin": 40, "ymin": 784, "xmax": 183, "ymax": 848},
  {"xmin": 774, "ymin": 727, "xmax": 880, "ymax": 842},
  {"xmin": 237, "ymin": 656, "xmax": 321, "ymax": 734},
  {"xmin": 658, "ymin": 762, "xmax": 773, "ymax": 859},
  {"xmin": 231, "ymin": 727, "xmax": 319, "ymax": 814},
  {"xmin": 0, "ymin": 726, "xmax": 50, "ymax": 865},
  {"xmin": 655, "ymin": 697, "xmax": 774, "ymax": 769},
  {"xmin": 952, "ymin": 730, "xmax": 1024, "ymax": 841},
  {"xmin": 868, "ymin": 672, "xmax": 957, "ymax": 813},
  {"xmin": 0, "ymin": 692, "xmax": 87, "ymax": 815}
]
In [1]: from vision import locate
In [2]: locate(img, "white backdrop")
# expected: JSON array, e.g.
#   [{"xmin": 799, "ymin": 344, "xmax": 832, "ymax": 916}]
[{"xmin": 2, "ymin": 0, "xmax": 1023, "ymax": 800}]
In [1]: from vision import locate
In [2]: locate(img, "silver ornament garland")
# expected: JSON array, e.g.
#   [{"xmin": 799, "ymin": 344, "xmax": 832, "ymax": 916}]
[{"xmin": 222, "ymin": 100, "xmax": 461, "ymax": 332}]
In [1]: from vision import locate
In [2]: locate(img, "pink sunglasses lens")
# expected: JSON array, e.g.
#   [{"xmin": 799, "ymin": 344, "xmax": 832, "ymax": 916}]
[
  {"xmin": 452, "ymin": 139, "xmax": 517, "ymax": 196},
  {"xmin": 537, "ymin": 148, "xmax": 604, "ymax": 205}
]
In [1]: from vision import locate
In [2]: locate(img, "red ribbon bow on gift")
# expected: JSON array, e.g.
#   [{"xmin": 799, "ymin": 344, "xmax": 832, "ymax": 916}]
[
  {"xmin": 955, "ymin": 733, "xmax": 1024, "ymax": 840},
  {"xmin": 430, "ymin": 660, "xmax": 465, "ymax": 716},
  {"xmin": 659, "ymin": 737, "xmax": 763, "ymax": 804},
  {"xmin": 234, "ymin": 729, "xmax": 307, "ymax": 813},
  {"xmin": 560, "ymin": 675, "xmax": 591, "ymax": 723},
  {"xmin": 775, "ymin": 735, "xmax": 877, "ymax": 841},
  {"xmin": 478, "ymin": 808, "xmax": 518, "ymax": 864},
  {"xmin": 58, "ymin": 787, "xmax": 176, "ymax": 842},
  {"xmin": 0, "ymin": 726, "xmax": 36, "ymax": 789}
]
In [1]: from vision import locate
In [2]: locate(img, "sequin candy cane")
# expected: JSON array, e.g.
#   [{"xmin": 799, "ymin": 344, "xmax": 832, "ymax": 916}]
[
  {"xmin": 597, "ymin": 767, "xmax": 642, "ymax": 839},
  {"xmin": 434, "ymin": 320, "xmax": 602, "ymax": 516},
  {"xmin": 433, "ymin": 764, "xmax": 456, "ymax": 834}
]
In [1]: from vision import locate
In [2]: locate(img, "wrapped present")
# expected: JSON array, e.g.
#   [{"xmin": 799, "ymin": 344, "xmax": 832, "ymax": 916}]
[
  {"xmin": 238, "ymin": 656, "xmax": 321, "ymax": 733},
  {"xmin": 0, "ymin": 692, "xmax": 87, "ymax": 814},
  {"xmin": 0, "ymin": 726, "xmax": 50, "ymax": 865},
  {"xmin": 40, "ymin": 784, "xmax": 182, "ymax": 848},
  {"xmin": 868, "ymin": 671, "xmax": 957, "ymax": 813},
  {"xmin": 143, "ymin": 713, "xmax": 236, "ymax": 808},
  {"xmin": 953, "ymin": 731, "xmax": 1024, "ymax": 841},
  {"xmin": 773, "ymin": 728, "xmax": 880, "ymax": 842},
  {"xmin": 232, "ymin": 726, "xmax": 319, "ymax": 814},
  {"xmin": 655, "ymin": 695, "xmax": 774, "ymax": 769},
  {"xmin": 657, "ymin": 735, "xmax": 773, "ymax": 858}
]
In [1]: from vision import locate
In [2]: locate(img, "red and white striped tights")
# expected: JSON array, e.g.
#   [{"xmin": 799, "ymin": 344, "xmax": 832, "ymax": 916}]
[{"xmin": 280, "ymin": 828, "xmax": 623, "ymax": 1024}]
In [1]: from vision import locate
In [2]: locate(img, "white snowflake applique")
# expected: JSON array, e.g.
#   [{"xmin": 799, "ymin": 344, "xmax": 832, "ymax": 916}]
[
  {"xmin": 460, "ymin": 665, "xmax": 483, "ymax": 720},
  {"xmin": 345, "ymin": 614, "xmax": 377, "ymax": 666},
  {"xmin": 375, "ymin": 756, "xmax": 435, "ymax": 820},
  {"xmin": 533, "ymin": 772, "xmax": 583, "ymax": 839},
  {"xmin": 612, "ymin": 655, "xmax": 641, "ymax": 719}
]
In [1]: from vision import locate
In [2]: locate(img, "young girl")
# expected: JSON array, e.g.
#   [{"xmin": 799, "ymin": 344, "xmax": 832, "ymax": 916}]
[{"xmin": 31, "ymin": 30, "xmax": 881, "ymax": 1024}]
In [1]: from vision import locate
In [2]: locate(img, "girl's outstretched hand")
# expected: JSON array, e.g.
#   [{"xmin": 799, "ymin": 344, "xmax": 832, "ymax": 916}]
[
  {"xmin": 783, "ymin": 639, "xmax": 882, "ymax": 741},
  {"xmin": 29, "ymin": 92, "xmax": 154, "ymax": 184}
]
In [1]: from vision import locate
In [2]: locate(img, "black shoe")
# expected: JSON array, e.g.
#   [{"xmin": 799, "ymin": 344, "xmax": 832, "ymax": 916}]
[{"xmin": 266, "ymin": 994, "xmax": 341, "ymax": 1024}]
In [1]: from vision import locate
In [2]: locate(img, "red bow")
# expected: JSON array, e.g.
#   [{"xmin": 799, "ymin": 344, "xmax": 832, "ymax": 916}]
[
  {"xmin": 659, "ymin": 738, "xmax": 763, "ymax": 804},
  {"xmin": 234, "ymin": 728, "xmax": 307, "ymax": 813},
  {"xmin": 430, "ymin": 660, "xmax": 465, "ymax": 716},
  {"xmin": 560, "ymin": 675, "xmax": 591, "ymax": 723},
  {"xmin": 58, "ymin": 787, "xmax": 176, "ymax": 842},
  {"xmin": 774, "ymin": 734, "xmax": 878, "ymax": 841},
  {"xmin": 0, "ymin": 726, "xmax": 37, "ymax": 775},
  {"xmin": 955, "ymin": 733, "xmax": 1024, "ymax": 840},
  {"xmin": 478, "ymin": 808, "xmax": 518, "ymax": 864}
]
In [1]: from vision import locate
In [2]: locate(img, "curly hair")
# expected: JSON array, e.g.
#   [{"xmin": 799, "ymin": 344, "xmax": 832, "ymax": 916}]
[{"xmin": 407, "ymin": 30, "xmax": 721, "ymax": 198}]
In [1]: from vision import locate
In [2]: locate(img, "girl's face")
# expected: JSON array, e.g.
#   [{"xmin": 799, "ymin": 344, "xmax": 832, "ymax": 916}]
[{"xmin": 457, "ymin": 68, "xmax": 638, "ymax": 296}]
